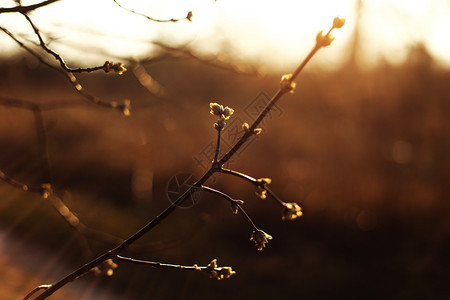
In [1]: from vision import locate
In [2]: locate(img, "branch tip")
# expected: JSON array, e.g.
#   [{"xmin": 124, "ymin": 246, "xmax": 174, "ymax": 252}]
[
  {"xmin": 103, "ymin": 61, "xmax": 127, "ymax": 75},
  {"xmin": 281, "ymin": 202, "xmax": 303, "ymax": 221},
  {"xmin": 250, "ymin": 229, "xmax": 272, "ymax": 251}
]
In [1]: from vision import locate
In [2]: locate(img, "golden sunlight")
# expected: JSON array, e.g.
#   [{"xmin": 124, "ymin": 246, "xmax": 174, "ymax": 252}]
[{"xmin": 1, "ymin": 0, "xmax": 450, "ymax": 69}]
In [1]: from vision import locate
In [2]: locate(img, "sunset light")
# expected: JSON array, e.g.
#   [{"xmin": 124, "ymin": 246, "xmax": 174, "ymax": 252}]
[
  {"xmin": 1, "ymin": 1, "xmax": 449, "ymax": 299},
  {"xmin": 1, "ymin": 0, "xmax": 450, "ymax": 69}
]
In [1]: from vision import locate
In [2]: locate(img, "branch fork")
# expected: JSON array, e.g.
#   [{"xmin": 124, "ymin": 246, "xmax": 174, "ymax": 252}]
[{"xmin": 23, "ymin": 16, "xmax": 345, "ymax": 299}]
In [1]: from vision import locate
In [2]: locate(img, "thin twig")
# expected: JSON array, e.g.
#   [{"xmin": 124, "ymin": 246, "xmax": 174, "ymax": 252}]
[
  {"xmin": 35, "ymin": 182, "xmax": 205, "ymax": 299},
  {"xmin": 217, "ymin": 37, "xmax": 329, "ymax": 165},
  {"xmin": 21, "ymin": 13, "xmax": 106, "ymax": 74},
  {"xmin": 33, "ymin": 22, "xmax": 341, "ymax": 299},
  {"xmin": 0, "ymin": 26, "xmax": 124, "ymax": 110},
  {"xmin": 220, "ymin": 168, "xmax": 257, "ymax": 184},
  {"xmin": 213, "ymin": 129, "xmax": 222, "ymax": 163},
  {"xmin": 265, "ymin": 187, "xmax": 286, "ymax": 207},
  {"xmin": 23, "ymin": 284, "xmax": 51, "ymax": 300},
  {"xmin": 112, "ymin": 0, "xmax": 192, "ymax": 23},
  {"xmin": 220, "ymin": 168, "xmax": 285, "ymax": 206},
  {"xmin": 201, "ymin": 185, "xmax": 257, "ymax": 230},
  {"xmin": 116, "ymin": 255, "xmax": 202, "ymax": 270},
  {"xmin": 116, "ymin": 256, "xmax": 235, "ymax": 280}
]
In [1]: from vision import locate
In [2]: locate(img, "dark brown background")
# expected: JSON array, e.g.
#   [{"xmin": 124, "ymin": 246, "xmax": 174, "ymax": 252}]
[{"xmin": 1, "ymin": 45, "xmax": 449, "ymax": 299}]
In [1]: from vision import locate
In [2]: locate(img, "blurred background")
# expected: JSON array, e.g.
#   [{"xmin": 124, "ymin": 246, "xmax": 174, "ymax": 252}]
[{"xmin": 1, "ymin": 0, "xmax": 449, "ymax": 299}]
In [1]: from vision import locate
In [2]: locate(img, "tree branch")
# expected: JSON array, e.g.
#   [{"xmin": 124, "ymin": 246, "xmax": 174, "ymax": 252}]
[
  {"xmin": 201, "ymin": 185, "xmax": 258, "ymax": 230},
  {"xmin": 112, "ymin": 0, "xmax": 192, "ymax": 23},
  {"xmin": 116, "ymin": 256, "xmax": 235, "ymax": 280},
  {"xmin": 31, "ymin": 20, "xmax": 343, "ymax": 298},
  {"xmin": 0, "ymin": 0, "xmax": 60, "ymax": 14},
  {"xmin": 21, "ymin": 13, "xmax": 109, "ymax": 74},
  {"xmin": 0, "ymin": 25, "xmax": 130, "ymax": 111}
]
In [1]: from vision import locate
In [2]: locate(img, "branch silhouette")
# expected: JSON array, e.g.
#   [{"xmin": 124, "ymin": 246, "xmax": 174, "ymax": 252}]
[
  {"xmin": 112, "ymin": 0, "xmax": 193, "ymax": 23},
  {"xmin": 0, "ymin": 6, "xmax": 130, "ymax": 112},
  {"xmin": 30, "ymin": 17, "xmax": 346, "ymax": 299},
  {"xmin": 0, "ymin": 0, "xmax": 60, "ymax": 14},
  {"xmin": 1, "ymin": 2, "xmax": 346, "ymax": 298},
  {"xmin": 0, "ymin": 96, "xmax": 160, "ymax": 261}
]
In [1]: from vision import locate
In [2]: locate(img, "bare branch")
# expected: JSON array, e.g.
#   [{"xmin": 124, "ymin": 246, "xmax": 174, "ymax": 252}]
[
  {"xmin": 216, "ymin": 46, "xmax": 319, "ymax": 165},
  {"xmin": 0, "ymin": 25, "xmax": 66, "ymax": 74},
  {"xmin": 220, "ymin": 168, "xmax": 257, "ymax": 184},
  {"xmin": 219, "ymin": 168, "xmax": 302, "ymax": 220},
  {"xmin": 214, "ymin": 127, "xmax": 222, "ymax": 163},
  {"xmin": 116, "ymin": 256, "xmax": 236, "ymax": 280},
  {"xmin": 201, "ymin": 185, "xmax": 257, "ymax": 230},
  {"xmin": 21, "ymin": 13, "xmax": 111, "ymax": 74},
  {"xmin": 0, "ymin": 25, "xmax": 130, "ymax": 111},
  {"xmin": 31, "ymin": 20, "xmax": 342, "ymax": 299},
  {"xmin": 0, "ymin": 0, "xmax": 60, "ymax": 14},
  {"xmin": 0, "ymin": 169, "xmax": 42, "ymax": 193},
  {"xmin": 112, "ymin": 0, "xmax": 192, "ymax": 23},
  {"xmin": 220, "ymin": 168, "xmax": 283, "ymax": 203}
]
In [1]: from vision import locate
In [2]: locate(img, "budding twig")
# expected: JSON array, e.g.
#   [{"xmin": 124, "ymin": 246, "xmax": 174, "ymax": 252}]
[
  {"xmin": 214, "ymin": 128, "xmax": 222, "ymax": 163},
  {"xmin": 0, "ymin": 25, "xmax": 63, "ymax": 74},
  {"xmin": 1, "ymin": 9, "xmax": 130, "ymax": 112},
  {"xmin": 218, "ymin": 18, "xmax": 345, "ymax": 166},
  {"xmin": 219, "ymin": 168, "xmax": 302, "ymax": 220},
  {"xmin": 220, "ymin": 168, "xmax": 257, "ymax": 185},
  {"xmin": 115, "ymin": 256, "xmax": 235, "ymax": 280},
  {"xmin": 219, "ymin": 169, "xmax": 279, "ymax": 203},
  {"xmin": 0, "ymin": 25, "xmax": 129, "ymax": 112},
  {"xmin": 201, "ymin": 186, "xmax": 257, "ymax": 230},
  {"xmin": 21, "ymin": 13, "xmax": 121, "ymax": 74},
  {"xmin": 31, "ymin": 17, "xmax": 343, "ymax": 298}
]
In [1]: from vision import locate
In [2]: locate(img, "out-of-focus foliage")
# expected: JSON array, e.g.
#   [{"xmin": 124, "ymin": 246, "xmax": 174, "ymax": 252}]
[{"xmin": 0, "ymin": 45, "xmax": 449, "ymax": 298}]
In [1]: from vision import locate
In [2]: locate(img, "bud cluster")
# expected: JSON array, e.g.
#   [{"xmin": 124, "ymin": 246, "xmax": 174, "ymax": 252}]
[
  {"xmin": 103, "ymin": 61, "xmax": 127, "ymax": 75},
  {"xmin": 210, "ymin": 102, "xmax": 234, "ymax": 130}
]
